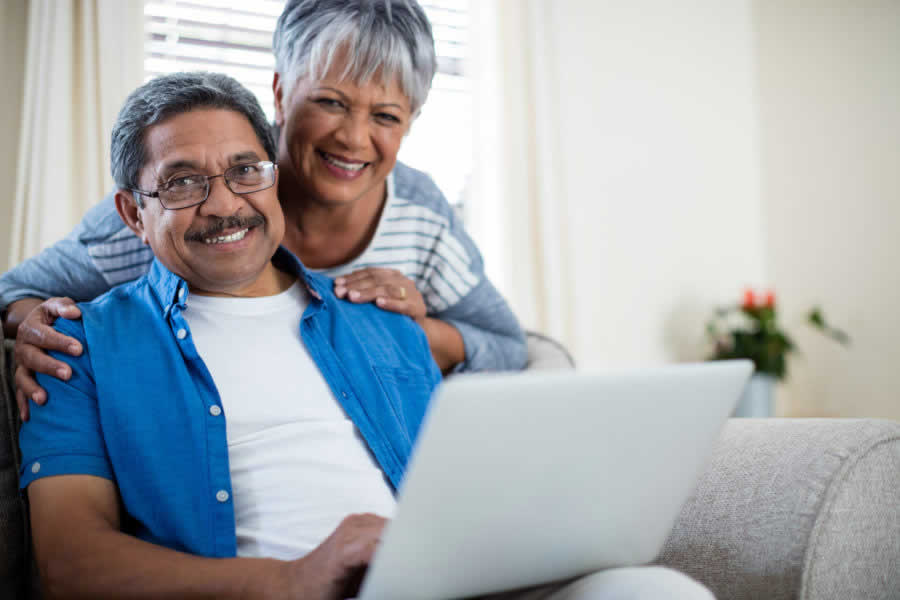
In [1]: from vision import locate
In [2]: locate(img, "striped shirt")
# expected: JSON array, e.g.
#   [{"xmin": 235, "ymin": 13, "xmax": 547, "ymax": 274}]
[{"xmin": 0, "ymin": 162, "xmax": 527, "ymax": 372}]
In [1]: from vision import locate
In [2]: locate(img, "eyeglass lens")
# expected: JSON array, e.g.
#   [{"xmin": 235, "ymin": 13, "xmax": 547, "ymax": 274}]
[{"xmin": 160, "ymin": 162, "xmax": 275, "ymax": 209}]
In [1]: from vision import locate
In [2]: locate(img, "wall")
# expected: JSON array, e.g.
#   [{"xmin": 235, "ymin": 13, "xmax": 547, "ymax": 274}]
[
  {"xmin": 754, "ymin": 0, "xmax": 900, "ymax": 418},
  {"xmin": 490, "ymin": 0, "xmax": 766, "ymax": 369},
  {"xmin": 0, "ymin": 0, "xmax": 27, "ymax": 270},
  {"xmin": 473, "ymin": 0, "xmax": 899, "ymax": 419}
]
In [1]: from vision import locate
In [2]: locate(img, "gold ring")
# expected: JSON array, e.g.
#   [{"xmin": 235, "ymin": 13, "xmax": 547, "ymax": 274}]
[{"xmin": 397, "ymin": 287, "xmax": 407, "ymax": 299}]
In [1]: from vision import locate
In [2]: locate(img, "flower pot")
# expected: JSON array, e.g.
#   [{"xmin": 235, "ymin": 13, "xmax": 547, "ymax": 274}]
[{"xmin": 733, "ymin": 373, "xmax": 776, "ymax": 417}]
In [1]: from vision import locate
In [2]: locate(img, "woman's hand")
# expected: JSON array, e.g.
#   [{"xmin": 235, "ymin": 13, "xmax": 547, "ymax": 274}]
[
  {"xmin": 334, "ymin": 269, "xmax": 464, "ymax": 372},
  {"xmin": 334, "ymin": 268, "xmax": 427, "ymax": 323},
  {"xmin": 13, "ymin": 297, "xmax": 83, "ymax": 421}
]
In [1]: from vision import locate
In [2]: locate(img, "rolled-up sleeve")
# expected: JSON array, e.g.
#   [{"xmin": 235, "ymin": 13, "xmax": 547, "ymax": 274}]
[{"xmin": 18, "ymin": 318, "xmax": 113, "ymax": 488}]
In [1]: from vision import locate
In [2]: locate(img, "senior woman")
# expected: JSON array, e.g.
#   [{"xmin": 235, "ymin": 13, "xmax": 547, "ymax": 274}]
[{"xmin": 0, "ymin": 0, "xmax": 528, "ymax": 418}]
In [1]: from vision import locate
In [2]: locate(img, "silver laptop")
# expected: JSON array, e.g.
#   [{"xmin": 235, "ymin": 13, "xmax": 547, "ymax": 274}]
[{"xmin": 358, "ymin": 360, "xmax": 753, "ymax": 600}]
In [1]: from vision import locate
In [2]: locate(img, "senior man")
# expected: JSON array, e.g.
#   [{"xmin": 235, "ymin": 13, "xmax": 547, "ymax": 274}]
[
  {"xmin": 20, "ymin": 74, "xmax": 713, "ymax": 599},
  {"xmin": 18, "ymin": 72, "xmax": 443, "ymax": 599}
]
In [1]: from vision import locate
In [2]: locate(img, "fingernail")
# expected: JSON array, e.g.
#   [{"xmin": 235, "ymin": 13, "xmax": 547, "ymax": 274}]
[
  {"xmin": 69, "ymin": 344, "xmax": 81, "ymax": 354},
  {"xmin": 335, "ymin": 286, "xmax": 346, "ymax": 296},
  {"xmin": 349, "ymin": 290, "xmax": 360, "ymax": 300},
  {"xmin": 57, "ymin": 368, "xmax": 69, "ymax": 379},
  {"xmin": 335, "ymin": 277, "xmax": 345, "ymax": 284},
  {"xmin": 376, "ymin": 297, "xmax": 386, "ymax": 306}
]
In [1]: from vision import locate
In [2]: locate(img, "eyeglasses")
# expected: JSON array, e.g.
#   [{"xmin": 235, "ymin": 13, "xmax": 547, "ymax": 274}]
[{"xmin": 130, "ymin": 161, "xmax": 278, "ymax": 210}]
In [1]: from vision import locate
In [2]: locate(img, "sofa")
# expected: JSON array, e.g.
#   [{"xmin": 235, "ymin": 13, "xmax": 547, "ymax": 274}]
[{"xmin": 2, "ymin": 330, "xmax": 899, "ymax": 599}]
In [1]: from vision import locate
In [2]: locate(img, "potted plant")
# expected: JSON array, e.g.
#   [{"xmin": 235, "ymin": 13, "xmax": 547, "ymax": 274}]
[{"xmin": 706, "ymin": 289, "xmax": 849, "ymax": 417}]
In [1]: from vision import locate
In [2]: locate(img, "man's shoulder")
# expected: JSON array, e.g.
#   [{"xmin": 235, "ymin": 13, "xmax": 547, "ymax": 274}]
[
  {"xmin": 69, "ymin": 276, "xmax": 157, "ymax": 333},
  {"xmin": 316, "ymin": 277, "xmax": 431, "ymax": 361}
]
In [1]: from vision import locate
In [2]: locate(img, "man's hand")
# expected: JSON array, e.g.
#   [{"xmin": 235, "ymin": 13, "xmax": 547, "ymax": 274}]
[
  {"xmin": 13, "ymin": 297, "xmax": 83, "ymax": 421},
  {"xmin": 335, "ymin": 268, "xmax": 427, "ymax": 323},
  {"xmin": 279, "ymin": 513, "xmax": 387, "ymax": 600}
]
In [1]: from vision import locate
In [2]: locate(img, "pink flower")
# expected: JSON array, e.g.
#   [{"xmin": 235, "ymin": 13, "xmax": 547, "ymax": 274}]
[{"xmin": 742, "ymin": 289, "xmax": 755, "ymax": 309}]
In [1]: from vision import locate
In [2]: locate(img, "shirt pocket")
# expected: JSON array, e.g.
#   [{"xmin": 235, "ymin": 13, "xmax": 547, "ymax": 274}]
[{"xmin": 372, "ymin": 365, "xmax": 435, "ymax": 447}]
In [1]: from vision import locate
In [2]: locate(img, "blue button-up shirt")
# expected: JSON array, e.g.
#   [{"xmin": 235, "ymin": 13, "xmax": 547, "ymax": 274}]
[{"xmin": 19, "ymin": 247, "xmax": 441, "ymax": 558}]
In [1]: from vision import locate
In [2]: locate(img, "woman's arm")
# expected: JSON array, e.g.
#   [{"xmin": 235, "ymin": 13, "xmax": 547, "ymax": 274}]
[
  {"xmin": 432, "ymin": 277, "xmax": 528, "ymax": 373},
  {"xmin": 1, "ymin": 193, "xmax": 141, "ymax": 418},
  {"xmin": 0, "ymin": 193, "xmax": 125, "ymax": 317}
]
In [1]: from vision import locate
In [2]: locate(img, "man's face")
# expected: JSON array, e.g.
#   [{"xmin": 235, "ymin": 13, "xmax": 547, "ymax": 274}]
[
  {"xmin": 128, "ymin": 108, "xmax": 285, "ymax": 296},
  {"xmin": 274, "ymin": 56, "xmax": 413, "ymax": 207}
]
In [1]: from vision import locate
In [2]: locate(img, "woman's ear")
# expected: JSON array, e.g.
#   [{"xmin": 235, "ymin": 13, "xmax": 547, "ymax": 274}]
[
  {"xmin": 114, "ymin": 190, "xmax": 149, "ymax": 245},
  {"xmin": 273, "ymin": 72, "xmax": 286, "ymax": 127}
]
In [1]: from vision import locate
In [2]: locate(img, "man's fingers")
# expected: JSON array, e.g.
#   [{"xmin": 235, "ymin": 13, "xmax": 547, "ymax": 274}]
[
  {"xmin": 16, "ymin": 343, "xmax": 72, "ymax": 380},
  {"xmin": 14, "ymin": 365, "xmax": 47, "ymax": 407}
]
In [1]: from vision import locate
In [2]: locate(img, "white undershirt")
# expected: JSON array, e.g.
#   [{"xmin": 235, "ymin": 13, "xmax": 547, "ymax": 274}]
[{"xmin": 184, "ymin": 281, "xmax": 396, "ymax": 560}]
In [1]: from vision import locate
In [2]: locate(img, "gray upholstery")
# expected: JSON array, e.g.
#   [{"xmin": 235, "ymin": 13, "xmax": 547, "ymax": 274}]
[
  {"xmin": 525, "ymin": 330, "xmax": 575, "ymax": 370},
  {"xmin": 657, "ymin": 418, "xmax": 900, "ymax": 599},
  {"xmin": 2, "ymin": 331, "xmax": 898, "ymax": 598},
  {"xmin": 1, "ymin": 334, "xmax": 33, "ymax": 599}
]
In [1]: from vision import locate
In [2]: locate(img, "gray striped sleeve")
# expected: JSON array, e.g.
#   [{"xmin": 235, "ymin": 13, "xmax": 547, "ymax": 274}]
[{"xmin": 0, "ymin": 192, "xmax": 150, "ymax": 310}]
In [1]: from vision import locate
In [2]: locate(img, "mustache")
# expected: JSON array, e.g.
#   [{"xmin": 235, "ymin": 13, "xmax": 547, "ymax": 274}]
[{"xmin": 184, "ymin": 214, "xmax": 266, "ymax": 242}]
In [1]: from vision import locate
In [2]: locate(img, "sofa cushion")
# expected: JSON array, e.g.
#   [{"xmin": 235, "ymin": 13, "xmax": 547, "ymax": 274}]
[{"xmin": 657, "ymin": 418, "xmax": 900, "ymax": 600}]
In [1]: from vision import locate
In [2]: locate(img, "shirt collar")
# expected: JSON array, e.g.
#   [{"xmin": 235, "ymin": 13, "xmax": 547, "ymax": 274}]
[{"xmin": 146, "ymin": 245, "xmax": 326, "ymax": 312}]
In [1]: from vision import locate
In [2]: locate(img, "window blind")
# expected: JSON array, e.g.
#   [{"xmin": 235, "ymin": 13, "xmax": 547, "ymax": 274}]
[{"xmin": 144, "ymin": 0, "xmax": 471, "ymax": 206}]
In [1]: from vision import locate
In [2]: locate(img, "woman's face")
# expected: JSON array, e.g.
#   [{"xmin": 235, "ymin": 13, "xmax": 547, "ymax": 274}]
[{"xmin": 274, "ymin": 62, "xmax": 413, "ymax": 208}]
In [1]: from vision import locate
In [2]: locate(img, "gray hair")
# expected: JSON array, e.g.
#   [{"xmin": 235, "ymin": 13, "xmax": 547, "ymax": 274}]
[
  {"xmin": 273, "ymin": 0, "xmax": 437, "ymax": 115},
  {"xmin": 111, "ymin": 72, "xmax": 277, "ymax": 204}
]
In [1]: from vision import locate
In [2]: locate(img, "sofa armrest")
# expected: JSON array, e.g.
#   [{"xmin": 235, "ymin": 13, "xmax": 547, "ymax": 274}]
[
  {"xmin": 656, "ymin": 418, "xmax": 900, "ymax": 600},
  {"xmin": 1, "ymin": 331, "xmax": 31, "ymax": 599},
  {"xmin": 525, "ymin": 330, "xmax": 575, "ymax": 370}
]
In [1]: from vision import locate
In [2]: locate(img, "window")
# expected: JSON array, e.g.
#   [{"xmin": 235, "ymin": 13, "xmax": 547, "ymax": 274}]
[{"xmin": 144, "ymin": 0, "xmax": 471, "ymax": 208}]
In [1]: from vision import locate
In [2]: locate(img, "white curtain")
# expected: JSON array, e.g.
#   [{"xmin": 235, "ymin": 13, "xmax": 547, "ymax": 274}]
[
  {"xmin": 469, "ymin": 1, "xmax": 767, "ymax": 369},
  {"xmin": 469, "ymin": 0, "xmax": 576, "ymax": 350},
  {"xmin": 9, "ymin": 0, "xmax": 144, "ymax": 266}
]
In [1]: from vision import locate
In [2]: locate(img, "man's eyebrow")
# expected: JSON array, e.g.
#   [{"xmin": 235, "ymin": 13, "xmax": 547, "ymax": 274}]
[
  {"xmin": 158, "ymin": 159, "xmax": 201, "ymax": 175},
  {"xmin": 231, "ymin": 151, "xmax": 262, "ymax": 163},
  {"xmin": 156, "ymin": 153, "xmax": 262, "ymax": 178}
]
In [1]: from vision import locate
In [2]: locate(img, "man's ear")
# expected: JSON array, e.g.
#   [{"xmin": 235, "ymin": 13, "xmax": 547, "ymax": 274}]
[
  {"xmin": 114, "ymin": 189, "xmax": 149, "ymax": 245},
  {"xmin": 273, "ymin": 72, "xmax": 286, "ymax": 128}
]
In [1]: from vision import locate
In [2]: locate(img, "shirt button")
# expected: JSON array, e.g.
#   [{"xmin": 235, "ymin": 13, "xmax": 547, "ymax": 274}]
[
  {"xmin": 31, "ymin": 462, "xmax": 41, "ymax": 474},
  {"xmin": 209, "ymin": 405, "xmax": 222, "ymax": 416},
  {"xmin": 176, "ymin": 328, "xmax": 187, "ymax": 339},
  {"xmin": 178, "ymin": 288, "xmax": 185, "ymax": 299},
  {"xmin": 216, "ymin": 490, "xmax": 229, "ymax": 503},
  {"xmin": 341, "ymin": 391, "xmax": 348, "ymax": 398}
]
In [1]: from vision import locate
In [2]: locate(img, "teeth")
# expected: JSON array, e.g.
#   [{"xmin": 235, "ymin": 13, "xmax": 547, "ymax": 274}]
[
  {"xmin": 323, "ymin": 153, "xmax": 366, "ymax": 171},
  {"xmin": 204, "ymin": 229, "xmax": 248, "ymax": 244}
]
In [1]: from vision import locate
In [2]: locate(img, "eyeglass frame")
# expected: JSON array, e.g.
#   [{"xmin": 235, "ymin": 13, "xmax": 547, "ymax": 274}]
[{"xmin": 129, "ymin": 161, "xmax": 279, "ymax": 210}]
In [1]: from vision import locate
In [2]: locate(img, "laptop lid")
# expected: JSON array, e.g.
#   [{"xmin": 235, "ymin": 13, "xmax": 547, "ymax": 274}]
[{"xmin": 359, "ymin": 360, "xmax": 752, "ymax": 600}]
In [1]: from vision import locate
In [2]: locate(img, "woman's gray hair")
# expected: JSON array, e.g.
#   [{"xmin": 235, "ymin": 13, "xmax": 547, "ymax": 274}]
[
  {"xmin": 273, "ymin": 0, "xmax": 437, "ymax": 115},
  {"xmin": 110, "ymin": 72, "xmax": 277, "ymax": 200}
]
